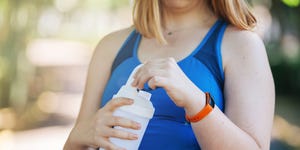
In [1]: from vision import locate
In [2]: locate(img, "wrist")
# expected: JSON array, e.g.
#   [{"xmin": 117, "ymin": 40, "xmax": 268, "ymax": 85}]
[
  {"xmin": 185, "ymin": 92, "xmax": 215, "ymax": 123},
  {"xmin": 64, "ymin": 127, "xmax": 88, "ymax": 150},
  {"xmin": 184, "ymin": 90, "xmax": 206, "ymax": 117},
  {"xmin": 64, "ymin": 138, "xmax": 82, "ymax": 150}
]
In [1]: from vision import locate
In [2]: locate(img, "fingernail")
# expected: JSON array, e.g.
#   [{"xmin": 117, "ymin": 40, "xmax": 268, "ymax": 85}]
[
  {"xmin": 138, "ymin": 85, "xmax": 143, "ymax": 90},
  {"xmin": 131, "ymin": 80, "xmax": 136, "ymax": 86},
  {"xmin": 131, "ymin": 134, "xmax": 138, "ymax": 139},
  {"xmin": 128, "ymin": 99, "xmax": 134, "ymax": 104},
  {"xmin": 136, "ymin": 123, "xmax": 141, "ymax": 129}
]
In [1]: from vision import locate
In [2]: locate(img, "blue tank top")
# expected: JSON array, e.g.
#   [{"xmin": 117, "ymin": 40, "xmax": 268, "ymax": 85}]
[{"xmin": 101, "ymin": 19, "xmax": 227, "ymax": 149}]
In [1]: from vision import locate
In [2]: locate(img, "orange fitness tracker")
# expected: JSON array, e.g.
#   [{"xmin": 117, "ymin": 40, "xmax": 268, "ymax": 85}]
[{"xmin": 185, "ymin": 92, "xmax": 215, "ymax": 123}]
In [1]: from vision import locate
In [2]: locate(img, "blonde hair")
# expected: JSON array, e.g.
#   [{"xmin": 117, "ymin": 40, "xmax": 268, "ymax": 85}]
[{"xmin": 133, "ymin": 0, "xmax": 257, "ymax": 44}]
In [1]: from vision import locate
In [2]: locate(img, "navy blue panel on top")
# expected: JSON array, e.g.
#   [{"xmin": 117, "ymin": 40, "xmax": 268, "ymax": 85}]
[
  {"xmin": 193, "ymin": 21, "xmax": 227, "ymax": 91},
  {"xmin": 101, "ymin": 19, "xmax": 227, "ymax": 150},
  {"xmin": 111, "ymin": 30, "xmax": 139, "ymax": 73}
]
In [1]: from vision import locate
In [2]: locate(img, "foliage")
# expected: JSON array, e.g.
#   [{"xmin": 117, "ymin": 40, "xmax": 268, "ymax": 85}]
[
  {"xmin": 269, "ymin": 1, "xmax": 300, "ymax": 98},
  {"xmin": 0, "ymin": 0, "xmax": 299, "ymax": 117},
  {"xmin": 282, "ymin": 0, "xmax": 300, "ymax": 7}
]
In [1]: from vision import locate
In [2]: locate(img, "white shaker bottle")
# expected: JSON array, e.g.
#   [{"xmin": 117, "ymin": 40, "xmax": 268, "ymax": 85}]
[{"xmin": 100, "ymin": 65, "xmax": 155, "ymax": 150}]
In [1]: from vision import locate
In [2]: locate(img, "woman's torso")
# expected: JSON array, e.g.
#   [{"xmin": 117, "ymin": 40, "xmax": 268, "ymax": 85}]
[{"xmin": 101, "ymin": 19, "xmax": 227, "ymax": 149}]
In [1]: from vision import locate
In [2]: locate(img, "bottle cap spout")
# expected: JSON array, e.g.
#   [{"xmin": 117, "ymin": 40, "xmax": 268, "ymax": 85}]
[
  {"xmin": 126, "ymin": 64, "xmax": 152, "ymax": 100},
  {"xmin": 115, "ymin": 64, "xmax": 154, "ymax": 118},
  {"xmin": 125, "ymin": 64, "xmax": 143, "ymax": 87}
]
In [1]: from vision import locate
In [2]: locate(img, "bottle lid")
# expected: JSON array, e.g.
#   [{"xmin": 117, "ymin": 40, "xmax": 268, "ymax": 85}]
[
  {"xmin": 114, "ymin": 64, "xmax": 155, "ymax": 118},
  {"xmin": 115, "ymin": 85, "xmax": 138, "ymax": 100},
  {"xmin": 138, "ymin": 90, "xmax": 151, "ymax": 101}
]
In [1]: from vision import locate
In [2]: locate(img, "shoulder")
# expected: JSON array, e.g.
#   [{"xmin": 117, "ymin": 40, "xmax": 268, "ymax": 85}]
[
  {"xmin": 222, "ymin": 25, "xmax": 268, "ymax": 70},
  {"xmin": 94, "ymin": 26, "xmax": 134, "ymax": 58},
  {"xmin": 99, "ymin": 26, "xmax": 134, "ymax": 46},
  {"xmin": 87, "ymin": 26, "xmax": 135, "ymax": 76}
]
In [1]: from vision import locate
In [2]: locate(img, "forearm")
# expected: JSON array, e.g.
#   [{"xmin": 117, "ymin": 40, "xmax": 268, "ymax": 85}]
[
  {"xmin": 64, "ymin": 128, "xmax": 94, "ymax": 150},
  {"xmin": 188, "ymin": 107, "xmax": 263, "ymax": 150},
  {"xmin": 64, "ymin": 143, "xmax": 96, "ymax": 150},
  {"xmin": 64, "ymin": 139, "xmax": 84, "ymax": 150},
  {"xmin": 183, "ymin": 90, "xmax": 267, "ymax": 150}
]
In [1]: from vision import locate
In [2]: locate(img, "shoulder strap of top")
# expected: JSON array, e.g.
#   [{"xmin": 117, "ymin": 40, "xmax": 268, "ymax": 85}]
[
  {"xmin": 194, "ymin": 20, "xmax": 228, "ymax": 91},
  {"xmin": 111, "ymin": 30, "xmax": 139, "ymax": 73}
]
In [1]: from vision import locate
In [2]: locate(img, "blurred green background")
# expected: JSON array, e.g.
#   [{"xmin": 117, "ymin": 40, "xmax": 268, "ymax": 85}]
[{"xmin": 0, "ymin": 0, "xmax": 299, "ymax": 149}]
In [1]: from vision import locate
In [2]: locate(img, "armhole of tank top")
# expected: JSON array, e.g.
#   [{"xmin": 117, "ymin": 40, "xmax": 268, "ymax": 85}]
[
  {"xmin": 110, "ymin": 29, "xmax": 136, "ymax": 73},
  {"xmin": 216, "ymin": 22, "xmax": 228, "ymax": 81},
  {"xmin": 117, "ymin": 29, "xmax": 137, "ymax": 56}
]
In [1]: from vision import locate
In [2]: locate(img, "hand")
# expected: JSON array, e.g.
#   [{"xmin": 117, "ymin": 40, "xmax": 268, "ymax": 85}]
[
  {"xmin": 132, "ymin": 57, "xmax": 205, "ymax": 110},
  {"xmin": 68, "ymin": 98, "xmax": 141, "ymax": 150}
]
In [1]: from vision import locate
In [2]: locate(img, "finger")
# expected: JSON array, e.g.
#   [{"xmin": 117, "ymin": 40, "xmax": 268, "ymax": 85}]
[
  {"xmin": 135, "ymin": 72, "xmax": 152, "ymax": 90},
  {"xmin": 135, "ymin": 68, "xmax": 165, "ymax": 89},
  {"xmin": 132, "ymin": 66, "xmax": 154, "ymax": 87},
  {"xmin": 148, "ymin": 76, "xmax": 168, "ymax": 90},
  {"xmin": 105, "ymin": 98, "xmax": 133, "ymax": 111},
  {"xmin": 132, "ymin": 65, "xmax": 148, "ymax": 88},
  {"xmin": 132, "ymin": 59, "xmax": 167, "ymax": 87},
  {"xmin": 105, "ymin": 127, "xmax": 139, "ymax": 140},
  {"xmin": 131, "ymin": 67, "xmax": 142, "ymax": 87},
  {"xmin": 108, "ymin": 116, "xmax": 141, "ymax": 130},
  {"xmin": 164, "ymin": 57, "xmax": 177, "ymax": 65},
  {"xmin": 132, "ymin": 64, "xmax": 154, "ymax": 87},
  {"xmin": 133, "ymin": 65, "xmax": 142, "ymax": 79}
]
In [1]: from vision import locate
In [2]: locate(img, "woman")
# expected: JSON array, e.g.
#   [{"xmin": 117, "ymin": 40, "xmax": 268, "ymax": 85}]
[{"xmin": 64, "ymin": 0, "xmax": 275, "ymax": 149}]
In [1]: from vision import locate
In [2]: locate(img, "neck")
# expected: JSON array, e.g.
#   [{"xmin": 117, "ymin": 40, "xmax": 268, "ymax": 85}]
[{"xmin": 161, "ymin": 1, "xmax": 214, "ymax": 31}]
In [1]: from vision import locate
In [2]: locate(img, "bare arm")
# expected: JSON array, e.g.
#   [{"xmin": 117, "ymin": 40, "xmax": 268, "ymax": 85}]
[
  {"xmin": 76, "ymin": 28, "xmax": 132, "ymax": 123},
  {"xmin": 132, "ymin": 27, "xmax": 275, "ymax": 149},
  {"xmin": 90, "ymin": 23, "xmax": 276, "ymax": 150},
  {"xmin": 64, "ymin": 27, "xmax": 138, "ymax": 150},
  {"xmin": 186, "ymin": 28, "xmax": 275, "ymax": 149}
]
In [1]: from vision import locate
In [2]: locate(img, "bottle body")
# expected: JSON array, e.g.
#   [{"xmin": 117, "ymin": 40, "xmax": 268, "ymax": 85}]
[
  {"xmin": 100, "ymin": 65, "xmax": 154, "ymax": 150},
  {"xmin": 110, "ymin": 108, "xmax": 150, "ymax": 150}
]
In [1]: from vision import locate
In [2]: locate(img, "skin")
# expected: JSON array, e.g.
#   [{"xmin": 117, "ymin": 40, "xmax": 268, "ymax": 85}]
[{"xmin": 64, "ymin": 0, "xmax": 275, "ymax": 150}]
